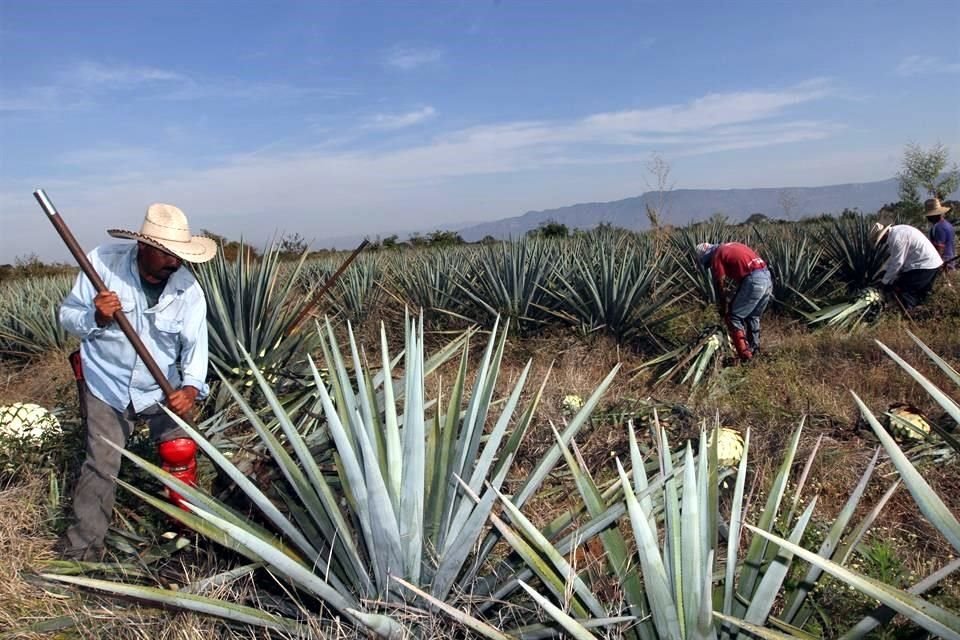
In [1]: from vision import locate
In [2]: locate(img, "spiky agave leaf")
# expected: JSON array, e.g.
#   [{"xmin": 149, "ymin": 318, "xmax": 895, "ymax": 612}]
[
  {"xmin": 0, "ymin": 273, "xmax": 75, "ymax": 359},
  {"xmin": 801, "ymin": 286, "xmax": 883, "ymax": 330},
  {"xmin": 746, "ymin": 525, "xmax": 960, "ymax": 639},
  {"xmin": 819, "ymin": 213, "xmax": 888, "ymax": 291},
  {"xmin": 39, "ymin": 574, "xmax": 311, "ymax": 635},
  {"xmin": 543, "ymin": 234, "xmax": 682, "ymax": 341},
  {"xmin": 755, "ymin": 227, "xmax": 837, "ymax": 312},
  {"xmin": 632, "ymin": 326, "xmax": 728, "ymax": 389},
  {"xmin": 194, "ymin": 240, "xmax": 323, "ymax": 410},
  {"xmin": 107, "ymin": 314, "xmax": 605, "ymax": 635},
  {"xmin": 452, "ymin": 237, "xmax": 558, "ymax": 334}
]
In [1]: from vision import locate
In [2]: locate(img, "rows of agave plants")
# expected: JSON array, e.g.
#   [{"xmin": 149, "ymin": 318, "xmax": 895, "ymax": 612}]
[
  {"xmin": 0, "ymin": 213, "xmax": 889, "ymax": 381},
  {"xmin": 188, "ymin": 213, "xmax": 891, "ymax": 398},
  {"xmin": 35, "ymin": 314, "xmax": 960, "ymax": 638},
  {"xmin": 3, "ymin": 213, "xmax": 957, "ymax": 637}
]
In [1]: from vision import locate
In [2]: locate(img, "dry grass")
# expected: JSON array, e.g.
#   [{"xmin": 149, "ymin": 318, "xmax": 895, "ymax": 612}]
[
  {"xmin": 0, "ymin": 349, "xmax": 77, "ymax": 409},
  {"xmin": 0, "ymin": 475, "xmax": 70, "ymax": 636}
]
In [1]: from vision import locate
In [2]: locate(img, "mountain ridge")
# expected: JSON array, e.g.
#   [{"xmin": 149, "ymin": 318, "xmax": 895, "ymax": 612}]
[{"xmin": 456, "ymin": 177, "xmax": 905, "ymax": 241}]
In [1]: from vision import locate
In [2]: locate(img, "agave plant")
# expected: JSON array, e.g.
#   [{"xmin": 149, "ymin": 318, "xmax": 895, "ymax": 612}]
[
  {"xmin": 819, "ymin": 213, "xmax": 888, "ymax": 291},
  {"xmin": 801, "ymin": 286, "xmax": 883, "ymax": 331},
  {"xmin": 453, "ymin": 237, "xmax": 558, "ymax": 334},
  {"xmin": 633, "ymin": 326, "xmax": 729, "ymax": 389},
  {"xmin": 755, "ymin": 228, "xmax": 837, "ymax": 312},
  {"xmin": 325, "ymin": 254, "xmax": 385, "ymax": 327},
  {"xmin": 667, "ymin": 220, "xmax": 736, "ymax": 308},
  {"xmin": 193, "ymin": 241, "xmax": 322, "ymax": 407},
  {"xmin": 387, "ymin": 248, "xmax": 471, "ymax": 327},
  {"xmin": 487, "ymin": 407, "xmax": 959, "ymax": 639},
  {"xmin": 747, "ymin": 336, "xmax": 960, "ymax": 639},
  {"xmin": 544, "ymin": 234, "xmax": 682, "ymax": 342},
  {"xmin": 41, "ymin": 314, "xmax": 625, "ymax": 637},
  {"xmin": 0, "ymin": 273, "xmax": 76, "ymax": 359}
]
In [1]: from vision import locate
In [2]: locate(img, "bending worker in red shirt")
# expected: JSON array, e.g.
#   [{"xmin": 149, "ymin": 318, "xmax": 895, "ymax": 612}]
[{"xmin": 696, "ymin": 242, "xmax": 773, "ymax": 361}]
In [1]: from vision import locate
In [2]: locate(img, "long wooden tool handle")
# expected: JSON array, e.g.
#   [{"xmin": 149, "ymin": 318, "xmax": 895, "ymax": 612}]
[
  {"xmin": 286, "ymin": 238, "xmax": 370, "ymax": 336},
  {"xmin": 33, "ymin": 189, "xmax": 177, "ymax": 400}
]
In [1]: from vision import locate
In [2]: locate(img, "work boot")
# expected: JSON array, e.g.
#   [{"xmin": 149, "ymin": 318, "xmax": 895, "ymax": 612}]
[{"xmin": 730, "ymin": 329, "xmax": 753, "ymax": 361}]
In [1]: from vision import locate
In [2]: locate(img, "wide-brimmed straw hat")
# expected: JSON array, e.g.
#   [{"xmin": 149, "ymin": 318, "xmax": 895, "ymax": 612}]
[
  {"xmin": 870, "ymin": 222, "xmax": 892, "ymax": 246},
  {"xmin": 108, "ymin": 203, "xmax": 217, "ymax": 263},
  {"xmin": 924, "ymin": 197, "xmax": 951, "ymax": 217}
]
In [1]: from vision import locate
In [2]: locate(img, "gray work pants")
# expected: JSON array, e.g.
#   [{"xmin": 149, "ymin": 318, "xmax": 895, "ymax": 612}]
[{"xmin": 64, "ymin": 387, "xmax": 184, "ymax": 554}]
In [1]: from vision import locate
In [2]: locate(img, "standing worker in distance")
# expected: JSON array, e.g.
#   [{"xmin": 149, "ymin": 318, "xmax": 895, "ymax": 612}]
[
  {"xmin": 870, "ymin": 221, "xmax": 943, "ymax": 308},
  {"xmin": 924, "ymin": 197, "xmax": 956, "ymax": 273},
  {"xmin": 696, "ymin": 241, "xmax": 773, "ymax": 362},
  {"xmin": 57, "ymin": 204, "xmax": 217, "ymax": 561}
]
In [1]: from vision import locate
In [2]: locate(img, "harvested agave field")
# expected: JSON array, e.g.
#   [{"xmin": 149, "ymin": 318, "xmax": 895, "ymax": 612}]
[{"xmin": 1, "ymin": 217, "xmax": 959, "ymax": 639}]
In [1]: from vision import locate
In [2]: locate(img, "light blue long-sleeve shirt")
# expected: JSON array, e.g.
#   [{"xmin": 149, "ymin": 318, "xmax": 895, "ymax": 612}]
[{"xmin": 59, "ymin": 243, "xmax": 210, "ymax": 413}]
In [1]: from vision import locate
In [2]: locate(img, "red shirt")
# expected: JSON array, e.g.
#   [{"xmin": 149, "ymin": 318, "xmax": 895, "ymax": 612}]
[{"xmin": 710, "ymin": 243, "xmax": 767, "ymax": 284}]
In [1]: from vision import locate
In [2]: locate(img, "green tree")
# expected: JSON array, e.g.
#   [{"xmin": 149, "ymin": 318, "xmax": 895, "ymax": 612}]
[
  {"xmin": 201, "ymin": 230, "xmax": 260, "ymax": 262},
  {"xmin": 426, "ymin": 229, "xmax": 465, "ymax": 246},
  {"xmin": 898, "ymin": 142, "xmax": 960, "ymax": 204},
  {"xmin": 407, "ymin": 233, "xmax": 428, "ymax": 248},
  {"xmin": 528, "ymin": 219, "xmax": 569, "ymax": 239},
  {"xmin": 381, "ymin": 234, "xmax": 400, "ymax": 249},
  {"xmin": 279, "ymin": 232, "xmax": 309, "ymax": 259}
]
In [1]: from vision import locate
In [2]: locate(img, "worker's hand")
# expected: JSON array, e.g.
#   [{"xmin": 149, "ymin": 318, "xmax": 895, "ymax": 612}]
[
  {"xmin": 167, "ymin": 386, "xmax": 199, "ymax": 418},
  {"xmin": 94, "ymin": 291, "xmax": 122, "ymax": 327}
]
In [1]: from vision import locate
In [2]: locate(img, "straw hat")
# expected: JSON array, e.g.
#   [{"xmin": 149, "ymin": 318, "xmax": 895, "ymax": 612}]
[
  {"xmin": 924, "ymin": 197, "xmax": 951, "ymax": 217},
  {"xmin": 870, "ymin": 222, "xmax": 892, "ymax": 246},
  {"xmin": 695, "ymin": 242, "xmax": 717, "ymax": 266},
  {"xmin": 108, "ymin": 204, "xmax": 217, "ymax": 263}
]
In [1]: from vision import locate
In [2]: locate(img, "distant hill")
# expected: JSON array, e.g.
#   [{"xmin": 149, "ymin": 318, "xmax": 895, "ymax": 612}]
[{"xmin": 457, "ymin": 177, "xmax": 907, "ymax": 241}]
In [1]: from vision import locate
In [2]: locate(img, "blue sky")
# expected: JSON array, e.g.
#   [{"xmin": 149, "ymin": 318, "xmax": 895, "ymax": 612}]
[{"xmin": 2, "ymin": 0, "xmax": 958, "ymax": 261}]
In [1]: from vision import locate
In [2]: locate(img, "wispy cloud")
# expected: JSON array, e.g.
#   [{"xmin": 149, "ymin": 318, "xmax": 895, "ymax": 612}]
[
  {"xmin": 366, "ymin": 106, "xmax": 437, "ymax": 130},
  {"xmin": 383, "ymin": 45, "xmax": 444, "ymax": 70},
  {"xmin": 583, "ymin": 80, "xmax": 832, "ymax": 136},
  {"xmin": 63, "ymin": 61, "xmax": 186, "ymax": 87},
  {"xmin": 896, "ymin": 55, "xmax": 960, "ymax": 76},
  {"xmin": 0, "ymin": 61, "xmax": 353, "ymax": 112},
  {"xmin": 0, "ymin": 85, "xmax": 88, "ymax": 112},
  {"xmin": 0, "ymin": 80, "xmax": 841, "ymax": 257},
  {"xmin": 57, "ymin": 145, "xmax": 158, "ymax": 168}
]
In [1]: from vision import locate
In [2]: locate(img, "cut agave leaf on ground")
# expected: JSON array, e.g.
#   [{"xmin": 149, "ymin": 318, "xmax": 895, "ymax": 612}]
[
  {"xmin": 745, "ymin": 525, "xmax": 960, "ymax": 639},
  {"xmin": 711, "ymin": 612, "xmax": 804, "ymax": 640},
  {"xmin": 875, "ymin": 339, "xmax": 960, "ymax": 426},
  {"xmin": 839, "ymin": 557, "xmax": 960, "ymax": 640},
  {"xmin": 852, "ymin": 392, "xmax": 960, "ymax": 554},
  {"xmin": 391, "ymin": 575, "xmax": 513, "ymax": 640},
  {"xmin": 517, "ymin": 580, "xmax": 603, "ymax": 640},
  {"xmin": 907, "ymin": 330, "xmax": 960, "ymax": 388},
  {"xmin": 39, "ymin": 574, "xmax": 307, "ymax": 635}
]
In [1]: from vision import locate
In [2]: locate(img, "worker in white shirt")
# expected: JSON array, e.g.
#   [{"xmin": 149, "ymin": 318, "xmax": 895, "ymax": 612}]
[{"xmin": 870, "ymin": 222, "xmax": 944, "ymax": 308}]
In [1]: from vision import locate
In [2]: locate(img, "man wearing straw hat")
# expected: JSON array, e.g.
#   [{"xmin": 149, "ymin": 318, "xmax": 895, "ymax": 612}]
[
  {"xmin": 870, "ymin": 220, "xmax": 943, "ymax": 308},
  {"xmin": 57, "ymin": 203, "xmax": 217, "ymax": 561},
  {"xmin": 925, "ymin": 197, "xmax": 956, "ymax": 273}
]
